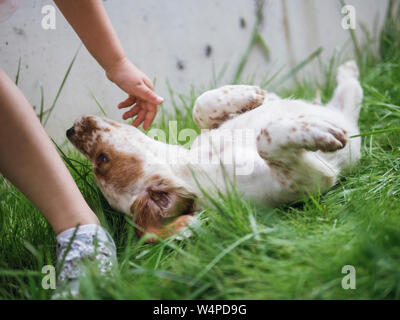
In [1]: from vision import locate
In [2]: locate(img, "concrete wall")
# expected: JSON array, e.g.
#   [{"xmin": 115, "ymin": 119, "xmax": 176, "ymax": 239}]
[{"xmin": 0, "ymin": 0, "xmax": 389, "ymax": 143}]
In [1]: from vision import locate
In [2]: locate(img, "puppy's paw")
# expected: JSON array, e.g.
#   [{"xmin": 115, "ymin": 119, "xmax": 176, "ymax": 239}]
[
  {"xmin": 337, "ymin": 60, "xmax": 359, "ymax": 83},
  {"xmin": 299, "ymin": 119, "xmax": 348, "ymax": 152},
  {"xmin": 168, "ymin": 214, "xmax": 199, "ymax": 240}
]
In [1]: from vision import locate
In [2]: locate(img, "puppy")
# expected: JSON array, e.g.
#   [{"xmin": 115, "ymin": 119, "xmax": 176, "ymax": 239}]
[{"xmin": 67, "ymin": 61, "xmax": 363, "ymax": 241}]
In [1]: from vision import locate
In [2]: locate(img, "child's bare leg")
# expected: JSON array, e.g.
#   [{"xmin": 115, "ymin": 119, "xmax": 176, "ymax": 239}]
[
  {"xmin": 0, "ymin": 69, "xmax": 99, "ymax": 234},
  {"xmin": 0, "ymin": 70, "xmax": 116, "ymax": 295}
]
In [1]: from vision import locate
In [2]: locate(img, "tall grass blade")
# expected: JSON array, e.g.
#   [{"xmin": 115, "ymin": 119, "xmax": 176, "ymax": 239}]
[
  {"xmin": 15, "ymin": 57, "xmax": 21, "ymax": 86},
  {"xmin": 44, "ymin": 45, "xmax": 81, "ymax": 126},
  {"xmin": 271, "ymin": 47, "xmax": 323, "ymax": 90},
  {"xmin": 87, "ymin": 87, "xmax": 107, "ymax": 116}
]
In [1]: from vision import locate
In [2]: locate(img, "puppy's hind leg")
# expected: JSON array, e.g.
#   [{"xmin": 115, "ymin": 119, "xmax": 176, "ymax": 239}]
[
  {"xmin": 327, "ymin": 60, "xmax": 363, "ymax": 121},
  {"xmin": 193, "ymin": 85, "xmax": 266, "ymax": 129}
]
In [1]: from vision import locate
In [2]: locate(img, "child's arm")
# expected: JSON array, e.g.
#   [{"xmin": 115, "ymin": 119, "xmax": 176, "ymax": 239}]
[{"xmin": 54, "ymin": 0, "xmax": 163, "ymax": 130}]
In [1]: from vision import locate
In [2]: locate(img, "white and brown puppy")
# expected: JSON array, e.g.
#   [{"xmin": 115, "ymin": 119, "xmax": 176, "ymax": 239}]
[{"xmin": 67, "ymin": 61, "xmax": 363, "ymax": 241}]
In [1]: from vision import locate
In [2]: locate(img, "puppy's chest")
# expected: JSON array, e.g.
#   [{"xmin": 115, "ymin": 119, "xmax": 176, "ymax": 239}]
[{"xmin": 94, "ymin": 176, "xmax": 133, "ymax": 215}]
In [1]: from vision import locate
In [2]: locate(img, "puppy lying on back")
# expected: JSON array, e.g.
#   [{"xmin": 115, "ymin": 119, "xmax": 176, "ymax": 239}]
[{"xmin": 67, "ymin": 61, "xmax": 363, "ymax": 241}]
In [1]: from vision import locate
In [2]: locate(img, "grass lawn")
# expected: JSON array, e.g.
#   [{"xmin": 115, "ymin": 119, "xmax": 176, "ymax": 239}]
[{"xmin": 1, "ymin": 9, "xmax": 400, "ymax": 300}]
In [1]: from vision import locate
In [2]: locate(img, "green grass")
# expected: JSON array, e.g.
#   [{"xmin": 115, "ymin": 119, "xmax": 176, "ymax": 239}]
[{"xmin": 1, "ymin": 8, "xmax": 400, "ymax": 300}]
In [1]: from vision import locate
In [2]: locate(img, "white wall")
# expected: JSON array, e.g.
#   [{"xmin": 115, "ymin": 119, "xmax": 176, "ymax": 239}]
[{"xmin": 0, "ymin": 0, "xmax": 389, "ymax": 143}]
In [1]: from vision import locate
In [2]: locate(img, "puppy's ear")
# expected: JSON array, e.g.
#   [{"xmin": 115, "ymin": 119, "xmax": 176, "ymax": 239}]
[{"xmin": 130, "ymin": 180, "xmax": 195, "ymax": 241}]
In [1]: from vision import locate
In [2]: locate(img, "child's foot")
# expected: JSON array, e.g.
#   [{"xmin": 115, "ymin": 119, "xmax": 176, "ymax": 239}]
[{"xmin": 54, "ymin": 224, "xmax": 117, "ymax": 297}]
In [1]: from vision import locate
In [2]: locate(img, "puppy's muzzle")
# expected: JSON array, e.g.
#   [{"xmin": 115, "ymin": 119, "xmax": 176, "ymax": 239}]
[{"xmin": 66, "ymin": 126, "xmax": 75, "ymax": 139}]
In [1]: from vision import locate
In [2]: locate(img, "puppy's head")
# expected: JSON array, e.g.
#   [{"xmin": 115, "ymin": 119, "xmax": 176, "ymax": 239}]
[
  {"xmin": 67, "ymin": 115, "xmax": 196, "ymax": 241},
  {"xmin": 66, "ymin": 115, "xmax": 143, "ymax": 192}
]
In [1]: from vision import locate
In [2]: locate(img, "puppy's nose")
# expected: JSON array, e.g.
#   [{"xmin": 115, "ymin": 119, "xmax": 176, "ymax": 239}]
[{"xmin": 66, "ymin": 127, "xmax": 75, "ymax": 138}]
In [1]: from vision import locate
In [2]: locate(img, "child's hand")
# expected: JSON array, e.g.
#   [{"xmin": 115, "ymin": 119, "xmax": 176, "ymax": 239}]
[{"xmin": 106, "ymin": 57, "xmax": 163, "ymax": 130}]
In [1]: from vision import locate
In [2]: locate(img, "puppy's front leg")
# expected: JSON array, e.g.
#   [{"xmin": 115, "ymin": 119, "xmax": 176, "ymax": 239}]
[
  {"xmin": 256, "ymin": 116, "xmax": 348, "ymax": 162},
  {"xmin": 256, "ymin": 116, "xmax": 347, "ymax": 193}
]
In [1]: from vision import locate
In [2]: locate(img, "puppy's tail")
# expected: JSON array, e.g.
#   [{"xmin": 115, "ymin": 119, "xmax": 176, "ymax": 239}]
[{"xmin": 327, "ymin": 60, "xmax": 363, "ymax": 122}]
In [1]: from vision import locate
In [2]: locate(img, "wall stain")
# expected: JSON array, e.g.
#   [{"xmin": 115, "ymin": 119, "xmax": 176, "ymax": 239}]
[
  {"xmin": 205, "ymin": 45, "xmax": 212, "ymax": 57},
  {"xmin": 13, "ymin": 27, "xmax": 26, "ymax": 37},
  {"xmin": 239, "ymin": 17, "xmax": 247, "ymax": 29},
  {"xmin": 177, "ymin": 60, "xmax": 185, "ymax": 70}
]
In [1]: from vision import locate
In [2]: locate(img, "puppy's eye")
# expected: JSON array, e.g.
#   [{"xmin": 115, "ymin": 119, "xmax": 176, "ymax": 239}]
[{"xmin": 97, "ymin": 153, "xmax": 109, "ymax": 163}]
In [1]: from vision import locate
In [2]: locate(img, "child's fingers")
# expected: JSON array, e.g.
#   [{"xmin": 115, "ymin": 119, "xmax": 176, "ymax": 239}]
[
  {"xmin": 143, "ymin": 109, "xmax": 157, "ymax": 130},
  {"xmin": 132, "ymin": 109, "xmax": 146, "ymax": 127},
  {"xmin": 122, "ymin": 105, "xmax": 140, "ymax": 120},
  {"xmin": 118, "ymin": 96, "xmax": 137, "ymax": 109}
]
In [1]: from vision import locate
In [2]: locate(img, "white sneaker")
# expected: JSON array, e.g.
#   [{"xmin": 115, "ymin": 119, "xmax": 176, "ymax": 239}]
[{"xmin": 53, "ymin": 224, "xmax": 116, "ymax": 297}]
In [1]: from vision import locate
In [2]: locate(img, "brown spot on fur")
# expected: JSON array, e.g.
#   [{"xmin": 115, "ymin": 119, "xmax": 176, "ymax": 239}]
[
  {"xmin": 313, "ymin": 136, "xmax": 342, "ymax": 152},
  {"xmin": 201, "ymin": 89, "xmax": 264, "ymax": 129},
  {"xmin": 68, "ymin": 116, "xmax": 101, "ymax": 157},
  {"xmin": 261, "ymin": 129, "xmax": 272, "ymax": 143},
  {"xmin": 210, "ymin": 123, "xmax": 220, "ymax": 129},
  {"xmin": 240, "ymin": 97, "xmax": 263, "ymax": 113},
  {"xmin": 209, "ymin": 113, "xmax": 231, "ymax": 123},
  {"xmin": 300, "ymin": 122, "xmax": 310, "ymax": 132},
  {"xmin": 94, "ymin": 142, "xmax": 144, "ymax": 192}
]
